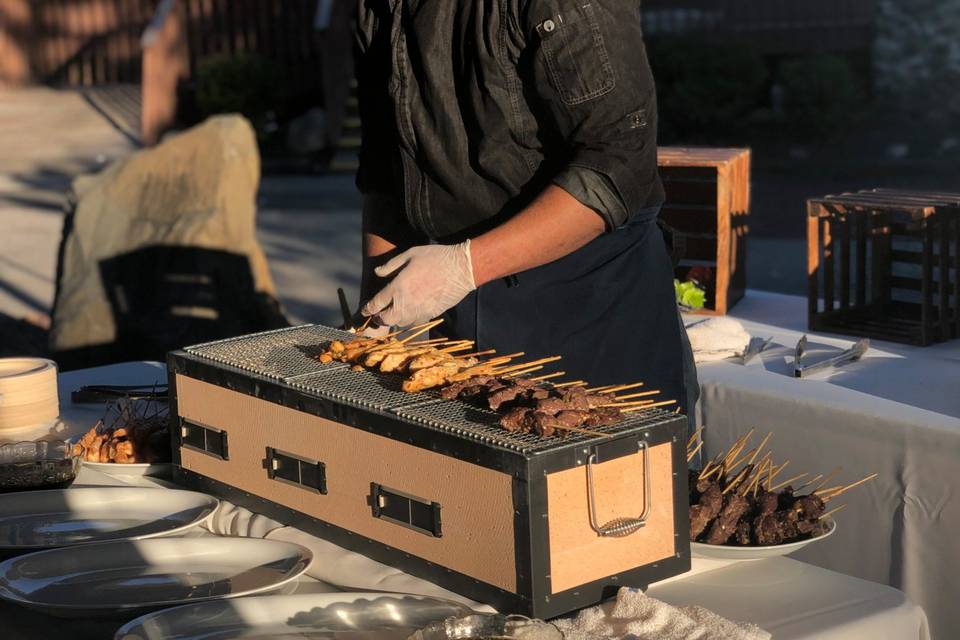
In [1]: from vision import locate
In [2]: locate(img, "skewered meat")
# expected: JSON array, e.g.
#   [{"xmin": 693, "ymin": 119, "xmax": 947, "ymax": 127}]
[
  {"xmin": 689, "ymin": 482, "xmax": 723, "ymax": 539},
  {"xmin": 704, "ymin": 493, "xmax": 750, "ymax": 545}
]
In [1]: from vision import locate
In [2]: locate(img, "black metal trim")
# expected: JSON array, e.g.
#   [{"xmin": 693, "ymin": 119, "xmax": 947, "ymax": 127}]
[{"xmin": 174, "ymin": 467, "xmax": 530, "ymax": 614}]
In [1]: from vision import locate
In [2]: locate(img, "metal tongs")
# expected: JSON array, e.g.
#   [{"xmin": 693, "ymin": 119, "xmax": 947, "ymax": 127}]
[
  {"xmin": 737, "ymin": 336, "xmax": 774, "ymax": 364},
  {"xmin": 793, "ymin": 335, "xmax": 869, "ymax": 378},
  {"xmin": 71, "ymin": 384, "xmax": 169, "ymax": 404}
]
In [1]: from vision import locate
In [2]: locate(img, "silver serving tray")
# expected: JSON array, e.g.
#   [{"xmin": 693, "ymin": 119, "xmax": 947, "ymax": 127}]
[
  {"xmin": 0, "ymin": 487, "xmax": 218, "ymax": 550},
  {"xmin": 115, "ymin": 592, "xmax": 473, "ymax": 639},
  {"xmin": 0, "ymin": 537, "xmax": 312, "ymax": 617}
]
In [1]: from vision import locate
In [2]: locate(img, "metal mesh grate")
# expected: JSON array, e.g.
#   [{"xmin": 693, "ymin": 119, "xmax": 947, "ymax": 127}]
[
  {"xmin": 290, "ymin": 368, "xmax": 437, "ymax": 412},
  {"xmin": 394, "ymin": 399, "xmax": 678, "ymax": 454},
  {"xmin": 184, "ymin": 324, "xmax": 681, "ymax": 454},
  {"xmin": 185, "ymin": 325, "xmax": 353, "ymax": 380}
]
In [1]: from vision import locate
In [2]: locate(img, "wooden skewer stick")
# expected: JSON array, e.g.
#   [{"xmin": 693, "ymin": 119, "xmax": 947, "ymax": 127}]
[
  {"xmin": 687, "ymin": 440, "xmax": 704, "ymax": 463},
  {"xmin": 767, "ymin": 460, "xmax": 790, "ymax": 487},
  {"xmin": 557, "ymin": 425, "xmax": 613, "ymax": 439},
  {"xmin": 769, "ymin": 472, "xmax": 809, "ymax": 493},
  {"xmin": 614, "ymin": 389, "xmax": 661, "ymax": 401},
  {"xmin": 359, "ymin": 316, "xmax": 373, "ymax": 332},
  {"xmin": 740, "ymin": 462, "xmax": 766, "ymax": 496},
  {"xmin": 601, "ymin": 400, "xmax": 655, "ymax": 408},
  {"xmin": 530, "ymin": 371, "xmax": 565, "ymax": 382},
  {"xmin": 440, "ymin": 342, "xmax": 476, "ymax": 354},
  {"xmin": 621, "ymin": 399, "xmax": 677, "ymax": 412},
  {"xmin": 723, "ymin": 464, "xmax": 753, "ymax": 494},
  {"xmin": 398, "ymin": 319, "xmax": 445, "ymax": 344},
  {"xmin": 820, "ymin": 504, "xmax": 848, "ymax": 520},
  {"xmin": 481, "ymin": 352, "xmax": 525, "ymax": 367},
  {"xmin": 456, "ymin": 349, "xmax": 497, "ymax": 359},
  {"xmin": 753, "ymin": 460, "xmax": 773, "ymax": 497},
  {"xmin": 810, "ymin": 467, "xmax": 841, "ymax": 493},
  {"xmin": 601, "ymin": 382, "xmax": 645, "ymax": 394},
  {"xmin": 490, "ymin": 356, "xmax": 563, "ymax": 375},
  {"xmin": 585, "ymin": 385, "xmax": 616, "ymax": 393},
  {"xmin": 749, "ymin": 432, "xmax": 773, "ymax": 465},
  {"xmin": 687, "ymin": 426, "xmax": 705, "ymax": 450},
  {"xmin": 553, "ymin": 380, "xmax": 587, "ymax": 388},
  {"xmin": 821, "ymin": 473, "xmax": 878, "ymax": 500},
  {"xmin": 698, "ymin": 461, "xmax": 715, "ymax": 481},
  {"xmin": 406, "ymin": 338, "xmax": 451, "ymax": 346},
  {"xmin": 814, "ymin": 485, "xmax": 844, "ymax": 497},
  {"xmin": 504, "ymin": 365, "xmax": 545, "ymax": 378},
  {"xmin": 796, "ymin": 473, "xmax": 823, "ymax": 492}
]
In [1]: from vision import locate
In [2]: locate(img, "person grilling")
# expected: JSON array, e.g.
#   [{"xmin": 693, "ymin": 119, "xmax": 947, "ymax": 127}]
[{"xmin": 355, "ymin": 0, "xmax": 697, "ymax": 423}]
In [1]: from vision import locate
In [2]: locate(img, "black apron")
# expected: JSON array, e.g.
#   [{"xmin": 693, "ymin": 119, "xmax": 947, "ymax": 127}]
[{"xmin": 439, "ymin": 207, "xmax": 691, "ymax": 417}]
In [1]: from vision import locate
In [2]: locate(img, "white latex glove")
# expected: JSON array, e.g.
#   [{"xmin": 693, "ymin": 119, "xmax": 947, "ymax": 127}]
[{"xmin": 362, "ymin": 240, "xmax": 476, "ymax": 328}]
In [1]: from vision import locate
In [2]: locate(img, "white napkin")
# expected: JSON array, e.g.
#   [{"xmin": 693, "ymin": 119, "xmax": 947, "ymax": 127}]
[
  {"xmin": 685, "ymin": 317, "xmax": 752, "ymax": 363},
  {"xmin": 554, "ymin": 587, "xmax": 770, "ymax": 640}
]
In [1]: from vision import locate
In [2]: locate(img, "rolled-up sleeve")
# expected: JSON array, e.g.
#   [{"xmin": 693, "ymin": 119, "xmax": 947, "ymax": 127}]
[
  {"xmin": 521, "ymin": 0, "xmax": 662, "ymax": 228},
  {"xmin": 354, "ymin": 1, "xmax": 396, "ymax": 196}
]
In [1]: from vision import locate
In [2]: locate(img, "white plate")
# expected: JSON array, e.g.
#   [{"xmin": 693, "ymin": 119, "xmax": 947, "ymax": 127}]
[
  {"xmin": 0, "ymin": 537, "xmax": 312, "ymax": 617},
  {"xmin": 0, "ymin": 487, "xmax": 218, "ymax": 550},
  {"xmin": 115, "ymin": 592, "xmax": 474, "ymax": 640},
  {"xmin": 81, "ymin": 460, "xmax": 172, "ymax": 478},
  {"xmin": 691, "ymin": 519, "xmax": 837, "ymax": 561}
]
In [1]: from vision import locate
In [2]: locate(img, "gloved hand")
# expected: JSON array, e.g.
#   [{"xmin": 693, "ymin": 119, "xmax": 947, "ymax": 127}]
[{"xmin": 362, "ymin": 240, "xmax": 476, "ymax": 328}]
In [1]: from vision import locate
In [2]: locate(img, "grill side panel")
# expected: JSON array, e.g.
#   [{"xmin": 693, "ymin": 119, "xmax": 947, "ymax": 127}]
[{"xmin": 175, "ymin": 375, "xmax": 520, "ymax": 594}]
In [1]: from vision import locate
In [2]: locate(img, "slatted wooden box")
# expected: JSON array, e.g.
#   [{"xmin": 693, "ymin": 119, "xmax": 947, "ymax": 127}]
[
  {"xmin": 807, "ymin": 189, "xmax": 960, "ymax": 346},
  {"xmin": 658, "ymin": 147, "xmax": 751, "ymax": 315}
]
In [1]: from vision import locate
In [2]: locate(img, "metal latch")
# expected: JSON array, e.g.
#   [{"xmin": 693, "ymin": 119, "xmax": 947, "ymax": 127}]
[{"xmin": 586, "ymin": 440, "xmax": 651, "ymax": 537}]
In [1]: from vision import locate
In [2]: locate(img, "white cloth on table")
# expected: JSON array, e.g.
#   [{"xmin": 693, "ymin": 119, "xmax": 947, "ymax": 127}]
[
  {"xmin": 554, "ymin": 587, "xmax": 769, "ymax": 640},
  {"xmin": 693, "ymin": 290, "xmax": 955, "ymax": 640},
  {"xmin": 685, "ymin": 317, "xmax": 752, "ymax": 363},
  {"xmin": 203, "ymin": 499, "xmax": 496, "ymax": 612}
]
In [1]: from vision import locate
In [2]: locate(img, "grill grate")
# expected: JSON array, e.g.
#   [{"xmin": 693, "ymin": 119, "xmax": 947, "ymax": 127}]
[
  {"xmin": 185, "ymin": 325, "xmax": 353, "ymax": 380},
  {"xmin": 290, "ymin": 368, "xmax": 436, "ymax": 412},
  {"xmin": 183, "ymin": 325, "xmax": 680, "ymax": 454},
  {"xmin": 394, "ymin": 399, "xmax": 678, "ymax": 454}
]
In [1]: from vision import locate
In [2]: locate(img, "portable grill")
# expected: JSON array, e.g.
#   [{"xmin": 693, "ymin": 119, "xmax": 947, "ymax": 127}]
[{"xmin": 167, "ymin": 325, "xmax": 690, "ymax": 618}]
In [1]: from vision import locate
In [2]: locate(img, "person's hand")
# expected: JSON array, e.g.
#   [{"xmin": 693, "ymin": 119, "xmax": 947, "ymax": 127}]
[{"xmin": 362, "ymin": 241, "xmax": 476, "ymax": 328}]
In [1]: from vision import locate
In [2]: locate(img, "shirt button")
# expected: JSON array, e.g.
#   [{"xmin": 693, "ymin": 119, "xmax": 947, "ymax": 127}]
[{"xmin": 542, "ymin": 19, "xmax": 556, "ymax": 33}]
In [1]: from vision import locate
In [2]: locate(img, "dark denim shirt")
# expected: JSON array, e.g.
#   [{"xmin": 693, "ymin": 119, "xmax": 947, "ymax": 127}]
[{"xmin": 355, "ymin": 0, "xmax": 665, "ymax": 241}]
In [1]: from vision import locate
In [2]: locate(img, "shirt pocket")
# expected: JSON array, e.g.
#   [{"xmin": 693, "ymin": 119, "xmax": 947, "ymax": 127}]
[{"xmin": 536, "ymin": 3, "xmax": 616, "ymax": 106}]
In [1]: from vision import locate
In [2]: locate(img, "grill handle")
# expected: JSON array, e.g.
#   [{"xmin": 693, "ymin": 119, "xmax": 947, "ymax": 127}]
[{"xmin": 586, "ymin": 441, "xmax": 651, "ymax": 537}]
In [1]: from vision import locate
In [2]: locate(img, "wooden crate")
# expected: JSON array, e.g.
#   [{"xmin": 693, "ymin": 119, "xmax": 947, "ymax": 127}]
[
  {"xmin": 807, "ymin": 189, "xmax": 960, "ymax": 346},
  {"xmin": 658, "ymin": 147, "xmax": 751, "ymax": 315}
]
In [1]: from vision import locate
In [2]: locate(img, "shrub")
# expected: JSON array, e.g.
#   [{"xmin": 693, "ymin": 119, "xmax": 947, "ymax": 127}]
[
  {"xmin": 779, "ymin": 55, "xmax": 863, "ymax": 138},
  {"xmin": 194, "ymin": 53, "xmax": 281, "ymax": 137},
  {"xmin": 649, "ymin": 42, "xmax": 769, "ymax": 140}
]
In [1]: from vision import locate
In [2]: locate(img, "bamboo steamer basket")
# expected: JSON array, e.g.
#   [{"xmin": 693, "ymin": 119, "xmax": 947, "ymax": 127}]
[{"xmin": 0, "ymin": 358, "xmax": 60, "ymax": 438}]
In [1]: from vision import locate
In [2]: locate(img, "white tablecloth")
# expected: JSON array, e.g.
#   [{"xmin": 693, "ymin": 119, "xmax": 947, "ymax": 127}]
[
  {"xmin": 0, "ymin": 361, "xmax": 931, "ymax": 639},
  {"xmin": 692, "ymin": 290, "xmax": 959, "ymax": 640}
]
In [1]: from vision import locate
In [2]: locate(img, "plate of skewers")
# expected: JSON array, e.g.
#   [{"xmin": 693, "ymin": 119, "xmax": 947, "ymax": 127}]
[
  {"xmin": 315, "ymin": 318, "xmax": 680, "ymax": 439},
  {"xmin": 686, "ymin": 429, "xmax": 877, "ymax": 560},
  {"xmin": 69, "ymin": 397, "xmax": 172, "ymax": 477}
]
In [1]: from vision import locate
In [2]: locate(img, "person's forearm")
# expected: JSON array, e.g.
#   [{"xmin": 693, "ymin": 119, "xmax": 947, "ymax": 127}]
[
  {"xmin": 362, "ymin": 194, "xmax": 401, "ymax": 302},
  {"xmin": 470, "ymin": 185, "xmax": 606, "ymax": 287}
]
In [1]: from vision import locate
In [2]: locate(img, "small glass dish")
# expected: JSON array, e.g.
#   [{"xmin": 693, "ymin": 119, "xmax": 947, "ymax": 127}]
[
  {"xmin": 409, "ymin": 614, "xmax": 565, "ymax": 640},
  {"xmin": 0, "ymin": 440, "xmax": 81, "ymax": 492}
]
